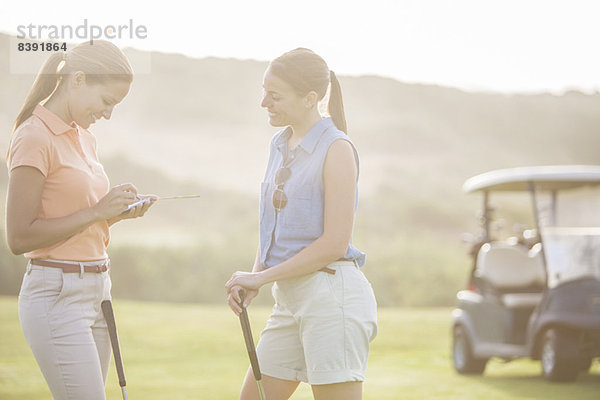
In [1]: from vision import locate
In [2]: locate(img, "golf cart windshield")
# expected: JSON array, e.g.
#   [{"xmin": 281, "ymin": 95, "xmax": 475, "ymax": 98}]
[
  {"xmin": 536, "ymin": 186, "xmax": 600, "ymax": 288},
  {"xmin": 464, "ymin": 166, "xmax": 600, "ymax": 289}
]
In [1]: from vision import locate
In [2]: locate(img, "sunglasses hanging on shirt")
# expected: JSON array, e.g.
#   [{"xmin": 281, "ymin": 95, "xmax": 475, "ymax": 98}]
[{"xmin": 272, "ymin": 167, "xmax": 291, "ymax": 211}]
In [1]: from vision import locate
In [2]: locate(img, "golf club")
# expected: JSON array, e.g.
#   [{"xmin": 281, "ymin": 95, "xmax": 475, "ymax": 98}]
[
  {"xmin": 101, "ymin": 300, "xmax": 128, "ymax": 400},
  {"xmin": 238, "ymin": 291, "xmax": 266, "ymax": 400}
]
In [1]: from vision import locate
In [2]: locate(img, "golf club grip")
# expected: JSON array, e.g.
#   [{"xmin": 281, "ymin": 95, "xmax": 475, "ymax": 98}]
[
  {"xmin": 238, "ymin": 293, "xmax": 262, "ymax": 381},
  {"xmin": 101, "ymin": 300, "xmax": 127, "ymax": 388}
]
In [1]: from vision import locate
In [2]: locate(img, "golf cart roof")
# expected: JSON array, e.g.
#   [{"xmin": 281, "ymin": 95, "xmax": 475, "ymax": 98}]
[{"xmin": 463, "ymin": 165, "xmax": 600, "ymax": 193}]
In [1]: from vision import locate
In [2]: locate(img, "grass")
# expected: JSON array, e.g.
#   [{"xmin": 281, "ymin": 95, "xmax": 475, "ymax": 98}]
[{"xmin": 0, "ymin": 296, "xmax": 598, "ymax": 399}]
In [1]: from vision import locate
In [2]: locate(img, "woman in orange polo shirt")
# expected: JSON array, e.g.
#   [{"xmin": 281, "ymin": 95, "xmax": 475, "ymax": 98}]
[{"xmin": 6, "ymin": 40, "xmax": 155, "ymax": 400}]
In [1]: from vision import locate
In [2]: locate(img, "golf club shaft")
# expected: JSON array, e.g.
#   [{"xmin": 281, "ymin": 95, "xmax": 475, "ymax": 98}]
[
  {"xmin": 101, "ymin": 300, "xmax": 128, "ymax": 400},
  {"xmin": 238, "ymin": 292, "xmax": 266, "ymax": 400},
  {"xmin": 257, "ymin": 381, "xmax": 266, "ymax": 400}
]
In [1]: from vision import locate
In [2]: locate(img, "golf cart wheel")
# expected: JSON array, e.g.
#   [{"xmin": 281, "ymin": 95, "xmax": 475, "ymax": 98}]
[
  {"xmin": 453, "ymin": 325, "xmax": 487, "ymax": 374},
  {"xmin": 540, "ymin": 328, "xmax": 580, "ymax": 382}
]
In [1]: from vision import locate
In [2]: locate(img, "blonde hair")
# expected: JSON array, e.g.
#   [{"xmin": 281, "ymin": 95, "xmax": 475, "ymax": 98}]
[
  {"xmin": 12, "ymin": 40, "xmax": 133, "ymax": 133},
  {"xmin": 269, "ymin": 48, "xmax": 348, "ymax": 134}
]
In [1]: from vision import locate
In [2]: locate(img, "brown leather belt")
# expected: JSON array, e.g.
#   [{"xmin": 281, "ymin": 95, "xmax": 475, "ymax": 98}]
[
  {"xmin": 319, "ymin": 259, "xmax": 357, "ymax": 275},
  {"xmin": 320, "ymin": 267, "xmax": 336, "ymax": 275},
  {"xmin": 30, "ymin": 259, "xmax": 109, "ymax": 273}
]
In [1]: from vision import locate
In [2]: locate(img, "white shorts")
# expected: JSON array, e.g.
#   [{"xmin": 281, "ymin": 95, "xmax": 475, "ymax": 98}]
[{"xmin": 256, "ymin": 261, "xmax": 378, "ymax": 385}]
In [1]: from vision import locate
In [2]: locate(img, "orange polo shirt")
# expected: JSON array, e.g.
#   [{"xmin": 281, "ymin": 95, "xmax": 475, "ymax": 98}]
[{"xmin": 7, "ymin": 104, "xmax": 111, "ymax": 261}]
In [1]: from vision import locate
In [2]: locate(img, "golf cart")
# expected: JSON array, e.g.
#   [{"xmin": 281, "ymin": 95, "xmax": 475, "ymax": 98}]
[{"xmin": 452, "ymin": 165, "xmax": 600, "ymax": 382}]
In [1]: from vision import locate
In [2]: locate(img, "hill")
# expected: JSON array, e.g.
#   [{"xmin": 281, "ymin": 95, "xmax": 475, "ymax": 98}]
[{"xmin": 1, "ymin": 33, "xmax": 599, "ymax": 306}]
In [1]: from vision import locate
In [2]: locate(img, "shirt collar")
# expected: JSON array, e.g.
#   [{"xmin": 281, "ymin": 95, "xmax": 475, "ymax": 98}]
[
  {"xmin": 274, "ymin": 117, "xmax": 334, "ymax": 157},
  {"xmin": 32, "ymin": 104, "xmax": 78, "ymax": 136}
]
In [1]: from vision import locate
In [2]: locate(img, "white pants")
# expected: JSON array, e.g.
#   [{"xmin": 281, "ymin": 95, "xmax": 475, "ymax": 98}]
[{"xmin": 18, "ymin": 261, "xmax": 112, "ymax": 400}]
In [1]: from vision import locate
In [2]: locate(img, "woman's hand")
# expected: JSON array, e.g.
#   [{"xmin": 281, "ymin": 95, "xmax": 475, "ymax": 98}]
[
  {"xmin": 225, "ymin": 271, "xmax": 265, "ymax": 315},
  {"xmin": 226, "ymin": 285, "xmax": 259, "ymax": 316},
  {"xmin": 226, "ymin": 271, "xmax": 265, "ymax": 292},
  {"xmin": 92, "ymin": 183, "xmax": 139, "ymax": 220},
  {"xmin": 115, "ymin": 194, "xmax": 159, "ymax": 221}
]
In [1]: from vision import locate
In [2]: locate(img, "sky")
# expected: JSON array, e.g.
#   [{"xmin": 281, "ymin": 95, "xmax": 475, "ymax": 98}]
[{"xmin": 1, "ymin": 0, "xmax": 599, "ymax": 94}]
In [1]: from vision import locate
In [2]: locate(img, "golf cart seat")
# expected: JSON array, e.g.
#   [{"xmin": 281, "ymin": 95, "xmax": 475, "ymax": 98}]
[{"xmin": 476, "ymin": 243, "xmax": 546, "ymax": 308}]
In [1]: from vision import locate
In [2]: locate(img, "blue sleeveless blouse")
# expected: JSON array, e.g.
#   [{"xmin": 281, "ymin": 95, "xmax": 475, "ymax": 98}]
[{"xmin": 259, "ymin": 117, "xmax": 366, "ymax": 268}]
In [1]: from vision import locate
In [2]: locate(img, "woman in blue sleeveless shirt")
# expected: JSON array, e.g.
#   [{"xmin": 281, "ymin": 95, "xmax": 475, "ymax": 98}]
[{"xmin": 226, "ymin": 48, "xmax": 377, "ymax": 400}]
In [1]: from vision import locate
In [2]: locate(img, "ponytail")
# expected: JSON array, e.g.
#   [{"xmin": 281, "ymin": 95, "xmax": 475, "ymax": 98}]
[
  {"xmin": 328, "ymin": 71, "xmax": 347, "ymax": 134},
  {"xmin": 11, "ymin": 40, "xmax": 133, "ymax": 136},
  {"xmin": 270, "ymin": 48, "xmax": 349, "ymax": 134},
  {"xmin": 12, "ymin": 52, "xmax": 64, "ymax": 133}
]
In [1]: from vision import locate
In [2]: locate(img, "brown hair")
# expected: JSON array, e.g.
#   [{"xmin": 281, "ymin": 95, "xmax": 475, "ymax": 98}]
[
  {"xmin": 269, "ymin": 48, "xmax": 347, "ymax": 134},
  {"xmin": 12, "ymin": 40, "xmax": 133, "ymax": 133}
]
